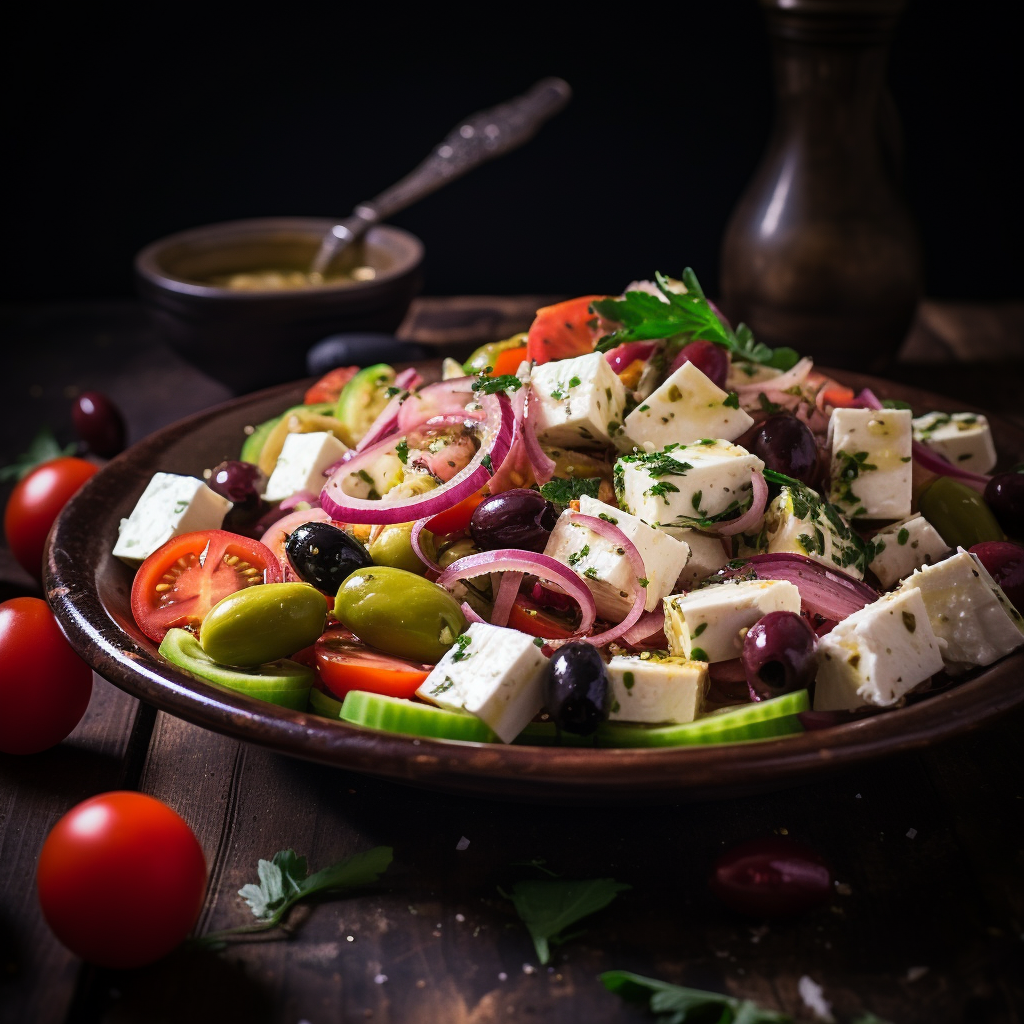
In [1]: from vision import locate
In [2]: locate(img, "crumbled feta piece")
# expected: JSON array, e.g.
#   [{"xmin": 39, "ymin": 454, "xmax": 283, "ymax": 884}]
[
  {"xmin": 542, "ymin": 496, "xmax": 690, "ymax": 620},
  {"xmin": 622, "ymin": 361, "xmax": 754, "ymax": 449},
  {"xmin": 615, "ymin": 440, "xmax": 764, "ymax": 530},
  {"xmin": 528, "ymin": 352, "xmax": 626, "ymax": 449},
  {"xmin": 897, "ymin": 549, "xmax": 1024, "ymax": 673},
  {"xmin": 912, "ymin": 411, "xmax": 997, "ymax": 473},
  {"xmin": 813, "ymin": 588, "xmax": 943, "ymax": 710},
  {"xmin": 868, "ymin": 515, "xmax": 950, "ymax": 588},
  {"xmin": 828, "ymin": 408, "xmax": 912, "ymax": 520},
  {"xmin": 662, "ymin": 526, "xmax": 732, "ymax": 588},
  {"xmin": 663, "ymin": 578, "xmax": 801, "ymax": 663},
  {"xmin": 606, "ymin": 653, "xmax": 707, "ymax": 723},
  {"xmin": 263, "ymin": 431, "xmax": 348, "ymax": 502},
  {"xmin": 735, "ymin": 483, "xmax": 867, "ymax": 580},
  {"xmin": 415, "ymin": 622, "xmax": 547, "ymax": 742},
  {"xmin": 112, "ymin": 473, "xmax": 231, "ymax": 566}
]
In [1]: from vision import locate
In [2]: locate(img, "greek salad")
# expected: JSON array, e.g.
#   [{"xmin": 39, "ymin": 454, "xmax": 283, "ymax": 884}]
[{"xmin": 113, "ymin": 269, "xmax": 1024, "ymax": 747}]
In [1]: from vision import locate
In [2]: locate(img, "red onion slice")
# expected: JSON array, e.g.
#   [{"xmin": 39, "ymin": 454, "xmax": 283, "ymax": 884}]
[
  {"xmin": 461, "ymin": 601, "xmax": 486, "ymax": 624},
  {"xmin": 619, "ymin": 606, "xmax": 666, "ymax": 646},
  {"xmin": 397, "ymin": 377, "xmax": 483, "ymax": 434},
  {"xmin": 355, "ymin": 369, "xmax": 423, "ymax": 452},
  {"xmin": 437, "ymin": 550, "xmax": 597, "ymax": 640},
  {"xmin": 320, "ymin": 391, "xmax": 514, "ymax": 525},
  {"xmin": 491, "ymin": 571, "xmax": 524, "ymax": 627},
  {"xmin": 716, "ymin": 470, "xmax": 768, "ymax": 537},
  {"xmin": 278, "ymin": 490, "xmax": 320, "ymax": 512},
  {"xmin": 410, "ymin": 518, "xmax": 442, "ymax": 578},
  {"xmin": 735, "ymin": 356, "xmax": 813, "ymax": 394},
  {"xmin": 522, "ymin": 385, "xmax": 556, "ymax": 485},
  {"xmin": 605, "ymin": 341, "xmax": 656, "ymax": 374}
]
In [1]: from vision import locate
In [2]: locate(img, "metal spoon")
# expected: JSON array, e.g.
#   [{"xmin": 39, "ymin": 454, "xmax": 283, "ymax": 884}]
[{"xmin": 308, "ymin": 77, "xmax": 572, "ymax": 281}]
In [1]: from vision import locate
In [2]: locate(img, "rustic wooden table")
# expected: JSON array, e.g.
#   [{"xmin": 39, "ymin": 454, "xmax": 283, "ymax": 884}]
[{"xmin": 2, "ymin": 297, "xmax": 1023, "ymax": 1024}]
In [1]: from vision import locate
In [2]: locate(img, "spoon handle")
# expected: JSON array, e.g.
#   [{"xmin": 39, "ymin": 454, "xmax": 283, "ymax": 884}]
[{"xmin": 310, "ymin": 78, "xmax": 571, "ymax": 276}]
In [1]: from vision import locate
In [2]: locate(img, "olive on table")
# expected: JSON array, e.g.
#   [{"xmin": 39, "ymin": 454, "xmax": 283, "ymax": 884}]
[
  {"xmin": 668, "ymin": 339, "xmax": 729, "ymax": 389},
  {"xmin": 543, "ymin": 641, "xmax": 610, "ymax": 736},
  {"xmin": 741, "ymin": 611, "xmax": 817, "ymax": 702},
  {"xmin": 969, "ymin": 541, "xmax": 1024, "ymax": 610},
  {"xmin": 333, "ymin": 567, "xmax": 466, "ymax": 663},
  {"xmin": 470, "ymin": 489, "xmax": 558, "ymax": 553},
  {"xmin": 749, "ymin": 414, "xmax": 818, "ymax": 486},
  {"xmin": 286, "ymin": 522, "xmax": 373, "ymax": 593},
  {"xmin": 918, "ymin": 476, "xmax": 1004, "ymax": 549},
  {"xmin": 984, "ymin": 472, "xmax": 1024, "ymax": 537},
  {"xmin": 72, "ymin": 390, "xmax": 126, "ymax": 458},
  {"xmin": 200, "ymin": 582, "xmax": 327, "ymax": 667},
  {"xmin": 368, "ymin": 522, "xmax": 433, "ymax": 574}
]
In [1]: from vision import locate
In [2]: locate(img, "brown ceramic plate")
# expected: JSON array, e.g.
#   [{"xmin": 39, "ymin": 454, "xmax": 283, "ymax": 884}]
[{"xmin": 45, "ymin": 366, "xmax": 1024, "ymax": 803}]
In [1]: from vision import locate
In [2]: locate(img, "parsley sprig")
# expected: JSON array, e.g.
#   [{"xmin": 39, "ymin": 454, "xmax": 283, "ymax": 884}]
[
  {"xmin": 591, "ymin": 269, "xmax": 799, "ymax": 370},
  {"xmin": 472, "ymin": 374, "xmax": 523, "ymax": 395}
]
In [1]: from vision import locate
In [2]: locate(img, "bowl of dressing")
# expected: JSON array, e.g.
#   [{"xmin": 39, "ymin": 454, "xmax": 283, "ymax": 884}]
[{"xmin": 135, "ymin": 217, "xmax": 424, "ymax": 394}]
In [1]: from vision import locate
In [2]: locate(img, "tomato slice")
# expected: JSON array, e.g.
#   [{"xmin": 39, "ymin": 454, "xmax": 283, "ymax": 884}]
[
  {"xmin": 525, "ymin": 295, "xmax": 605, "ymax": 364},
  {"xmin": 506, "ymin": 596, "xmax": 578, "ymax": 641},
  {"xmin": 131, "ymin": 530, "xmax": 283, "ymax": 642},
  {"xmin": 490, "ymin": 345, "xmax": 529, "ymax": 377},
  {"xmin": 303, "ymin": 366, "xmax": 359, "ymax": 404},
  {"xmin": 315, "ymin": 627, "xmax": 433, "ymax": 700},
  {"xmin": 426, "ymin": 486, "xmax": 488, "ymax": 536}
]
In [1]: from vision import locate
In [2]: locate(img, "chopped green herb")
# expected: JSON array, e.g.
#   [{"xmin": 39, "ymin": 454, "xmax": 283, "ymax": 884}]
[
  {"xmin": 638, "ymin": 577, "xmax": 649, "ymax": 588},
  {"xmin": 623, "ymin": 671, "xmax": 635, "ymax": 690},
  {"xmin": 897, "ymin": 527, "xmax": 910, "ymax": 545},
  {"xmin": 395, "ymin": 439, "xmax": 409, "ymax": 465},
  {"xmin": 385, "ymin": 386, "xmax": 401, "ymax": 398},
  {"xmin": 472, "ymin": 374, "xmax": 523, "ymax": 395},
  {"xmin": 691, "ymin": 490, "xmax": 703, "ymax": 512},
  {"xmin": 583, "ymin": 566, "xmax": 599, "ymax": 580},
  {"xmin": 540, "ymin": 477, "xmax": 602, "ymax": 509},
  {"xmin": 533, "ymin": 637, "xmax": 544, "ymax": 647},
  {"xmin": 692, "ymin": 622, "xmax": 707, "ymax": 637},
  {"xmin": 758, "ymin": 392, "xmax": 782, "ymax": 414},
  {"xmin": 690, "ymin": 647, "xmax": 708, "ymax": 662},
  {"xmin": 568, "ymin": 376, "xmax": 581, "ymax": 388},
  {"xmin": 637, "ymin": 403, "xmax": 650, "ymax": 412},
  {"xmin": 451, "ymin": 634, "xmax": 473, "ymax": 662},
  {"xmin": 598, "ymin": 512, "xmax": 619, "ymax": 524},
  {"xmin": 568, "ymin": 544, "xmax": 591, "ymax": 567},
  {"xmin": 881, "ymin": 398, "xmax": 912, "ymax": 411},
  {"xmin": 646, "ymin": 481, "xmax": 681, "ymax": 503},
  {"xmin": 723, "ymin": 391, "xmax": 740, "ymax": 409},
  {"xmin": 481, "ymin": 453, "xmax": 493, "ymax": 474}
]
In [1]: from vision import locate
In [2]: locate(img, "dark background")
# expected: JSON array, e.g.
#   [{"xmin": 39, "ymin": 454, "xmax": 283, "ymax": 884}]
[{"xmin": 1, "ymin": 0, "xmax": 1019, "ymax": 305}]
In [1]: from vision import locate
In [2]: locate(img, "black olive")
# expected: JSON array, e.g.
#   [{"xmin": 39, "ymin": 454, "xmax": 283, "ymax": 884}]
[
  {"xmin": 285, "ymin": 522, "xmax": 372, "ymax": 594},
  {"xmin": 543, "ymin": 641, "xmax": 611, "ymax": 736}
]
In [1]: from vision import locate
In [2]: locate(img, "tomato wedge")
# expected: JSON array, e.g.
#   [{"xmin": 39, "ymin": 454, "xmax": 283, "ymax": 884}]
[
  {"xmin": 426, "ymin": 486, "xmax": 488, "ymax": 536},
  {"xmin": 131, "ymin": 530, "xmax": 282, "ymax": 642},
  {"xmin": 525, "ymin": 295, "xmax": 605, "ymax": 364},
  {"xmin": 315, "ymin": 627, "xmax": 432, "ymax": 699},
  {"xmin": 303, "ymin": 366, "xmax": 360, "ymax": 404},
  {"xmin": 490, "ymin": 345, "xmax": 529, "ymax": 377},
  {"xmin": 506, "ymin": 596, "xmax": 578, "ymax": 641}
]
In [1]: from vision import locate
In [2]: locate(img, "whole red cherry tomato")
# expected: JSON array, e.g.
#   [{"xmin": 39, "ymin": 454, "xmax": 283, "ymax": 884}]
[
  {"xmin": 36, "ymin": 792, "xmax": 207, "ymax": 968},
  {"xmin": 4, "ymin": 457, "xmax": 98, "ymax": 580},
  {"xmin": 0, "ymin": 597, "xmax": 93, "ymax": 754}
]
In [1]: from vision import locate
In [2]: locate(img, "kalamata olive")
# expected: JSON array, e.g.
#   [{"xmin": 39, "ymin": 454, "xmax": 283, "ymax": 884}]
[
  {"xmin": 470, "ymin": 488, "xmax": 558, "ymax": 553},
  {"xmin": 919, "ymin": 476, "xmax": 1004, "ymax": 549},
  {"xmin": 709, "ymin": 836, "xmax": 832, "ymax": 917},
  {"xmin": 749, "ymin": 414, "xmax": 818, "ymax": 485},
  {"xmin": 543, "ymin": 641, "xmax": 610, "ymax": 736},
  {"xmin": 72, "ymin": 391, "xmax": 126, "ymax": 458},
  {"xmin": 668, "ymin": 339, "xmax": 729, "ymax": 389},
  {"xmin": 285, "ymin": 522, "xmax": 373, "ymax": 594},
  {"xmin": 209, "ymin": 460, "xmax": 267, "ymax": 504},
  {"xmin": 984, "ymin": 472, "xmax": 1024, "ymax": 537},
  {"xmin": 969, "ymin": 541, "xmax": 1024, "ymax": 610},
  {"xmin": 741, "ymin": 611, "xmax": 817, "ymax": 701}
]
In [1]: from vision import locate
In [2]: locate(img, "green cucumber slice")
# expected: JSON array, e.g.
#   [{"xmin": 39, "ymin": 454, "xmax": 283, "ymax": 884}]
[
  {"xmin": 159, "ymin": 628, "xmax": 312, "ymax": 710},
  {"xmin": 339, "ymin": 690, "xmax": 497, "ymax": 742},
  {"xmin": 308, "ymin": 685, "xmax": 345, "ymax": 718},
  {"xmin": 597, "ymin": 689, "xmax": 809, "ymax": 748},
  {"xmin": 334, "ymin": 364, "xmax": 396, "ymax": 446}
]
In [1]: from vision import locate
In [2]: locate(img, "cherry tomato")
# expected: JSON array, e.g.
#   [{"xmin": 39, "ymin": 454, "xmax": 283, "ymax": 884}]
[
  {"xmin": 426, "ymin": 487, "xmax": 488, "ymax": 536},
  {"xmin": 507, "ymin": 595, "xmax": 578, "ymax": 641},
  {"xmin": 0, "ymin": 597, "xmax": 93, "ymax": 754},
  {"xmin": 36, "ymin": 792, "xmax": 207, "ymax": 968},
  {"xmin": 490, "ymin": 345, "xmax": 529, "ymax": 377},
  {"xmin": 131, "ymin": 530, "xmax": 283, "ymax": 642},
  {"xmin": 303, "ymin": 365, "xmax": 360, "ymax": 404},
  {"xmin": 526, "ymin": 295, "xmax": 605, "ymax": 364},
  {"xmin": 315, "ymin": 627, "xmax": 432, "ymax": 699},
  {"xmin": 4, "ymin": 457, "xmax": 98, "ymax": 580}
]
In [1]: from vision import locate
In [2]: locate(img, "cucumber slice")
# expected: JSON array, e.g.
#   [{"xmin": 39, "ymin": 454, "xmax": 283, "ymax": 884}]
[
  {"xmin": 308, "ymin": 685, "xmax": 345, "ymax": 718},
  {"xmin": 159, "ymin": 628, "xmax": 312, "ymax": 710},
  {"xmin": 334, "ymin": 364, "xmax": 396, "ymax": 446},
  {"xmin": 597, "ymin": 690, "xmax": 809, "ymax": 748},
  {"xmin": 340, "ymin": 689, "xmax": 497, "ymax": 742},
  {"xmin": 241, "ymin": 403, "xmax": 334, "ymax": 465}
]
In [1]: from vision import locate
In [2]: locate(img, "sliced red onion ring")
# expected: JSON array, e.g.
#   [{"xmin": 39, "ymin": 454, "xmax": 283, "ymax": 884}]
[
  {"xmin": 605, "ymin": 341, "xmax": 656, "ymax": 374},
  {"xmin": 522, "ymin": 385, "xmax": 556, "ymax": 485},
  {"xmin": 320, "ymin": 391, "xmax": 514, "ymax": 524},
  {"xmin": 461, "ymin": 601, "xmax": 486, "ymax": 624},
  {"xmin": 716, "ymin": 470, "xmax": 768, "ymax": 537},
  {"xmin": 735, "ymin": 356, "xmax": 813, "ymax": 394},
  {"xmin": 619, "ymin": 606, "xmax": 666, "ymax": 646},
  {"xmin": 356, "ymin": 369, "xmax": 423, "ymax": 452},
  {"xmin": 278, "ymin": 490, "xmax": 320, "ymax": 512},
  {"xmin": 410, "ymin": 518, "xmax": 442, "ymax": 578},
  {"xmin": 714, "ymin": 552, "xmax": 876, "ymax": 626},
  {"xmin": 397, "ymin": 377, "xmax": 483, "ymax": 434},
  {"xmin": 568, "ymin": 513, "xmax": 647, "ymax": 646},
  {"xmin": 491, "ymin": 571, "xmax": 524, "ymax": 627},
  {"xmin": 437, "ymin": 550, "xmax": 597, "ymax": 639}
]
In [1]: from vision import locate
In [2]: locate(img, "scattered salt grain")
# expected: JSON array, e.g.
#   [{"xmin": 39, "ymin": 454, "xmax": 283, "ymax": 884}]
[
  {"xmin": 522, "ymin": 964, "xmax": 536, "ymax": 975},
  {"xmin": 798, "ymin": 976, "xmax": 835, "ymax": 1023},
  {"xmin": 456, "ymin": 836, "xmax": 471, "ymax": 851},
  {"xmin": 346, "ymin": 935, "xmax": 355, "ymax": 943},
  {"xmin": 374, "ymin": 974, "xmax": 388, "ymax": 985},
  {"xmin": 907, "ymin": 966, "xmax": 929, "ymax": 982},
  {"xmin": 498, "ymin": 972, "xmax": 508, "ymax": 982},
  {"xmin": 855, "ymin": 793, "xmax": 862, "ymax": 799},
  {"xmin": 456, "ymin": 913, "xmax": 465, "ymax": 923},
  {"xmin": 907, "ymin": 828, "xmax": 918, "ymax": 839}
]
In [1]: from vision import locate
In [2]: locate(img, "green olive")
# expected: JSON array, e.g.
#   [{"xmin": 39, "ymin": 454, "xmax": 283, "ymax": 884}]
[
  {"xmin": 918, "ymin": 475, "xmax": 1005, "ymax": 550},
  {"xmin": 200, "ymin": 582, "xmax": 327, "ymax": 667},
  {"xmin": 368, "ymin": 523, "xmax": 434, "ymax": 574},
  {"xmin": 333, "ymin": 567, "xmax": 466, "ymax": 662},
  {"xmin": 462, "ymin": 334, "xmax": 527, "ymax": 375},
  {"xmin": 437, "ymin": 537, "xmax": 478, "ymax": 570}
]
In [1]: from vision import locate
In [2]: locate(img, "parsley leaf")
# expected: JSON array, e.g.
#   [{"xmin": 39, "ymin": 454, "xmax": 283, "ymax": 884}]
[
  {"xmin": 504, "ymin": 878, "xmax": 630, "ymax": 965},
  {"xmin": 540, "ymin": 476, "xmax": 602, "ymax": 509},
  {"xmin": 481, "ymin": 453, "xmax": 494, "ymax": 474},
  {"xmin": 601, "ymin": 970, "xmax": 792, "ymax": 1023},
  {"xmin": 395, "ymin": 439, "xmax": 409, "ymax": 465},
  {"xmin": 472, "ymin": 374, "xmax": 523, "ymax": 395},
  {"xmin": 0, "ymin": 427, "xmax": 77, "ymax": 483}
]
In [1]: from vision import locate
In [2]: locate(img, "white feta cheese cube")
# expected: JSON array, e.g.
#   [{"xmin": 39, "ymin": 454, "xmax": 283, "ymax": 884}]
[
  {"xmin": 528, "ymin": 352, "xmax": 626, "ymax": 449},
  {"xmin": 415, "ymin": 622, "xmax": 547, "ymax": 743},
  {"xmin": 912, "ymin": 411, "xmax": 997, "ymax": 474},
  {"xmin": 662, "ymin": 526, "xmax": 731, "ymax": 588},
  {"xmin": 897, "ymin": 549, "xmax": 1024, "ymax": 673},
  {"xmin": 263, "ymin": 431, "xmax": 348, "ymax": 503},
  {"xmin": 615, "ymin": 440, "xmax": 764, "ymax": 529},
  {"xmin": 813, "ymin": 588, "xmax": 943, "ymax": 710},
  {"xmin": 868, "ymin": 515, "xmax": 951, "ymax": 589},
  {"xmin": 542, "ymin": 496, "xmax": 690, "ymax": 621},
  {"xmin": 112, "ymin": 473, "xmax": 231, "ymax": 566},
  {"xmin": 622, "ymin": 361, "xmax": 754, "ymax": 449},
  {"xmin": 607, "ymin": 653, "xmax": 707, "ymax": 723},
  {"xmin": 664, "ymin": 578, "xmax": 801, "ymax": 663},
  {"xmin": 828, "ymin": 408, "xmax": 912, "ymax": 520}
]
